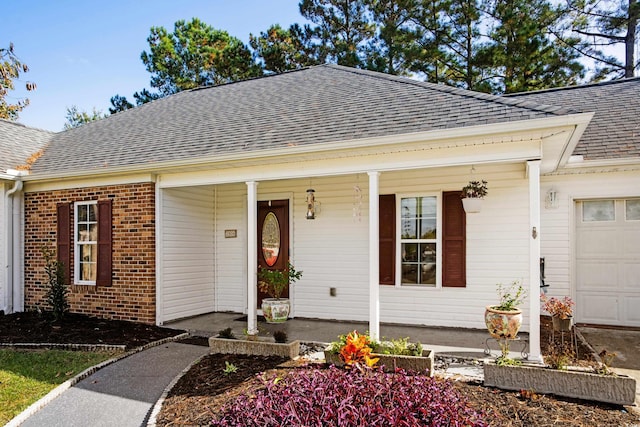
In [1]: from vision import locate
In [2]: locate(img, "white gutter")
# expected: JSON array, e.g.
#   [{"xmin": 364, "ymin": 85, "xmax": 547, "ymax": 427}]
[{"xmin": 5, "ymin": 178, "xmax": 23, "ymax": 314}]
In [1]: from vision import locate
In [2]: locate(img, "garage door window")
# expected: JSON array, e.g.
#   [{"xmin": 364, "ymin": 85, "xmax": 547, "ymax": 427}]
[
  {"xmin": 582, "ymin": 200, "xmax": 615, "ymax": 222},
  {"xmin": 626, "ymin": 200, "xmax": 640, "ymax": 221}
]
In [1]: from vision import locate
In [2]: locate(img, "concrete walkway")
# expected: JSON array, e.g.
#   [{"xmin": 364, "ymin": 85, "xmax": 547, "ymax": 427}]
[{"xmin": 18, "ymin": 341, "xmax": 209, "ymax": 427}]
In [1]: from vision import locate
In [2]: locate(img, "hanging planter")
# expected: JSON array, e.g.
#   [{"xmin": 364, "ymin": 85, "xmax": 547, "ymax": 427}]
[{"xmin": 461, "ymin": 180, "xmax": 488, "ymax": 213}]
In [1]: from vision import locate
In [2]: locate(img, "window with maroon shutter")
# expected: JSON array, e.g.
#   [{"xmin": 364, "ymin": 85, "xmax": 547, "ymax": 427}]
[
  {"xmin": 379, "ymin": 192, "xmax": 466, "ymax": 288},
  {"xmin": 96, "ymin": 199, "xmax": 112, "ymax": 287},
  {"xmin": 442, "ymin": 191, "xmax": 466, "ymax": 287},
  {"xmin": 56, "ymin": 202, "xmax": 72, "ymax": 284},
  {"xmin": 379, "ymin": 195, "xmax": 396, "ymax": 285}
]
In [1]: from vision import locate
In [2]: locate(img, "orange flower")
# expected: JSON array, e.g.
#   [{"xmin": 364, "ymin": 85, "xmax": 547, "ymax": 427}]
[{"xmin": 339, "ymin": 331, "xmax": 378, "ymax": 369}]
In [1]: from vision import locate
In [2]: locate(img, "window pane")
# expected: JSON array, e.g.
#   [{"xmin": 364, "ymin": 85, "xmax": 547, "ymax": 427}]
[
  {"xmin": 401, "ymin": 264, "xmax": 418, "ymax": 284},
  {"xmin": 88, "ymin": 204, "xmax": 97, "ymax": 222},
  {"xmin": 77, "ymin": 204, "xmax": 87, "ymax": 222},
  {"xmin": 401, "ymin": 218, "xmax": 417, "ymax": 239},
  {"xmin": 80, "ymin": 243, "xmax": 96, "ymax": 262},
  {"xmin": 420, "ymin": 262, "xmax": 436, "ymax": 285},
  {"xmin": 89, "ymin": 223, "xmax": 97, "ymax": 241},
  {"xmin": 420, "ymin": 218, "xmax": 436, "ymax": 239},
  {"xmin": 420, "ymin": 243, "xmax": 436, "ymax": 263},
  {"xmin": 80, "ymin": 261, "xmax": 96, "ymax": 281},
  {"xmin": 626, "ymin": 200, "xmax": 640, "ymax": 221},
  {"xmin": 583, "ymin": 200, "xmax": 615, "ymax": 221},
  {"xmin": 421, "ymin": 197, "xmax": 436, "ymax": 216},
  {"xmin": 402, "ymin": 243, "xmax": 418, "ymax": 262},
  {"xmin": 401, "ymin": 198, "xmax": 417, "ymax": 218}
]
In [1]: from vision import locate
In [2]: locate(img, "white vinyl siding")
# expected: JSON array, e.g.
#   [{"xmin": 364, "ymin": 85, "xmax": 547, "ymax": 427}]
[
  {"xmin": 0, "ymin": 184, "xmax": 5, "ymax": 311},
  {"xmin": 160, "ymin": 187, "xmax": 215, "ymax": 322},
  {"xmin": 214, "ymin": 183, "xmax": 247, "ymax": 312}
]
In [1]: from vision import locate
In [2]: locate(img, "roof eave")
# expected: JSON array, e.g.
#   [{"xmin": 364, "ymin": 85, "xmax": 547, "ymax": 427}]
[{"xmin": 23, "ymin": 113, "xmax": 595, "ymax": 182}]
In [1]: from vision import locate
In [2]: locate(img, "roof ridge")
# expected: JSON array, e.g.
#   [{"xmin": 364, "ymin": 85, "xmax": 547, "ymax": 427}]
[
  {"xmin": 0, "ymin": 118, "xmax": 56, "ymax": 134},
  {"xmin": 322, "ymin": 64, "xmax": 576, "ymax": 116},
  {"xmin": 506, "ymin": 76, "xmax": 640, "ymax": 97}
]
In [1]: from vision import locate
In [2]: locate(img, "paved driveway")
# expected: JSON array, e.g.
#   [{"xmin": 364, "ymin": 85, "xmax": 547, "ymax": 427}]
[{"xmin": 579, "ymin": 326, "xmax": 640, "ymax": 408}]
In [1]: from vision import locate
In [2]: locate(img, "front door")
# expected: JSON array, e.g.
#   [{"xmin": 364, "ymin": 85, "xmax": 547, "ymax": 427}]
[{"xmin": 257, "ymin": 200, "xmax": 289, "ymax": 307}]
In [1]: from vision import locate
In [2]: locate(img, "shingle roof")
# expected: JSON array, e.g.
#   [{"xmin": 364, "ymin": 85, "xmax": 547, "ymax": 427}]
[
  {"xmin": 31, "ymin": 65, "xmax": 576, "ymax": 175},
  {"xmin": 0, "ymin": 119, "xmax": 53, "ymax": 174},
  {"xmin": 506, "ymin": 78, "xmax": 640, "ymax": 160}
]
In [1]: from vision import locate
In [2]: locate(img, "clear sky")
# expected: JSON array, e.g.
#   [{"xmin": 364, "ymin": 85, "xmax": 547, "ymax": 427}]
[{"xmin": 5, "ymin": 0, "xmax": 306, "ymax": 131}]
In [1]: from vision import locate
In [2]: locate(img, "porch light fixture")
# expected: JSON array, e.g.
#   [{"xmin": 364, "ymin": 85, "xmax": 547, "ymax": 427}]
[
  {"xmin": 545, "ymin": 188, "xmax": 559, "ymax": 209},
  {"xmin": 306, "ymin": 188, "xmax": 316, "ymax": 220}
]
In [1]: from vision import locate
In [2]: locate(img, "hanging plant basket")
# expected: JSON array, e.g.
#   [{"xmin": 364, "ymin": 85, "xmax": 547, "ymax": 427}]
[
  {"xmin": 462, "ymin": 197, "xmax": 483, "ymax": 213},
  {"xmin": 461, "ymin": 180, "xmax": 487, "ymax": 214}
]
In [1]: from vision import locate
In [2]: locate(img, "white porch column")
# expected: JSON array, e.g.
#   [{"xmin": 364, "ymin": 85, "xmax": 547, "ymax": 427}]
[
  {"xmin": 527, "ymin": 160, "xmax": 543, "ymax": 363},
  {"xmin": 368, "ymin": 171, "xmax": 380, "ymax": 340},
  {"xmin": 246, "ymin": 181, "xmax": 259, "ymax": 335}
]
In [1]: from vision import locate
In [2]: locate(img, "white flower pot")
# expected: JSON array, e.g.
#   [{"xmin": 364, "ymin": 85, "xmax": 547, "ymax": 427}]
[{"xmin": 462, "ymin": 197, "xmax": 483, "ymax": 213}]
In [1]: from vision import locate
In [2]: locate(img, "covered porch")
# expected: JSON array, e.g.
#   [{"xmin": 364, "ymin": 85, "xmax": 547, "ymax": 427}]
[{"xmin": 154, "ymin": 114, "xmax": 592, "ymax": 363}]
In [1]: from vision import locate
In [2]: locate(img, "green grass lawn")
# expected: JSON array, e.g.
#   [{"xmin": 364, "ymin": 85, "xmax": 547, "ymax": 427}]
[{"xmin": 0, "ymin": 349, "xmax": 120, "ymax": 424}]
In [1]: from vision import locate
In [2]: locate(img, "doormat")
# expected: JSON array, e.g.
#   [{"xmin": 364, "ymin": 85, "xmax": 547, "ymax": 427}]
[{"xmin": 234, "ymin": 315, "xmax": 266, "ymax": 322}]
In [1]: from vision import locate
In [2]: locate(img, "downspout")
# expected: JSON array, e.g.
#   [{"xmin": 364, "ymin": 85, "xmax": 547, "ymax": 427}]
[{"xmin": 5, "ymin": 179, "xmax": 23, "ymax": 314}]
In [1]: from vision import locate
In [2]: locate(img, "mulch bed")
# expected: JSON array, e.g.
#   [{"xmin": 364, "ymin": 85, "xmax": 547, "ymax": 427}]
[
  {"xmin": 0, "ymin": 311, "xmax": 184, "ymax": 350},
  {"xmin": 1, "ymin": 311, "xmax": 637, "ymax": 426}
]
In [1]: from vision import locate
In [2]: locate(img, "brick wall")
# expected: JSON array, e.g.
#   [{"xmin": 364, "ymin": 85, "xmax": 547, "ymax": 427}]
[{"xmin": 24, "ymin": 182, "xmax": 156, "ymax": 324}]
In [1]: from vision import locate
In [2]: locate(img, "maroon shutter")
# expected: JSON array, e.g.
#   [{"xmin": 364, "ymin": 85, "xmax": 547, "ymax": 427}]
[
  {"xmin": 96, "ymin": 199, "xmax": 113, "ymax": 287},
  {"xmin": 379, "ymin": 194, "xmax": 396, "ymax": 285},
  {"xmin": 56, "ymin": 202, "xmax": 72, "ymax": 285},
  {"xmin": 442, "ymin": 191, "xmax": 466, "ymax": 287}
]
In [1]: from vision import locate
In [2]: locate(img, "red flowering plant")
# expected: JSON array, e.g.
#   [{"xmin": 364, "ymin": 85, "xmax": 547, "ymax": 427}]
[
  {"xmin": 540, "ymin": 294, "xmax": 575, "ymax": 319},
  {"xmin": 333, "ymin": 330, "xmax": 379, "ymax": 370}
]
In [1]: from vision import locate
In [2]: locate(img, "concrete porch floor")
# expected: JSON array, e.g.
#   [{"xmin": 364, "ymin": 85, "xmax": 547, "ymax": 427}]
[{"xmin": 165, "ymin": 312, "xmax": 526, "ymax": 359}]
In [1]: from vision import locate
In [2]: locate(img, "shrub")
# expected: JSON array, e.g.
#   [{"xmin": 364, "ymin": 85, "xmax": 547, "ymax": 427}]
[
  {"xmin": 218, "ymin": 327, "xmax": 235, "ymax": 339},
  {"xmin": 212, "ymin": 366, "xmax": 487, "ymax": 426},
  {"xmin": 42, "ymin": 248, "xmax": 69, "ymax": 321},
  {"xmin": 273, "ymin": 330, "xmax": 287, "ymax": 343}
]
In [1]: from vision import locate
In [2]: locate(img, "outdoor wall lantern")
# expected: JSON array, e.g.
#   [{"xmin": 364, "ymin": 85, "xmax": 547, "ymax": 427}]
[
  {"xmin": 306, "ymin": 188, "xmax": 316, "ymax": 219},
  {"xmin": 545, "ymin": 188, "xmax": 559, "ymax": 209}
]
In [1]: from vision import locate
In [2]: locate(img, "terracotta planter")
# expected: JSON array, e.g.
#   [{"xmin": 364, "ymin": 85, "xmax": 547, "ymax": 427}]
[
  {"xmin": 485, "ymin": 306, "xmax": 523, "ymax": 339},
  {"xmin": 261, "ymin": 298, "xmax": 290, "ymax": 323},
  {"xmin": 552, "ymin": 315, "xmax": 573, "ymax": 332},
  {"xmin": 462, "ymin": 197, "xmax": 482, "ymax": 213}
]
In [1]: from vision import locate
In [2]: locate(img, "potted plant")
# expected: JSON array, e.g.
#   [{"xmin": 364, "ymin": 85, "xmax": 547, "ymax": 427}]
[
  {"xmin": 485, "ymin": 280, "xmax": 527, "ymax": 340},
  {"xmin": 258, "ymin": 261, "xmax": 302, "ymax": 323},
  {"xmin": 461, "ymin": 179, "xmax": 488, "ymax": 213},
  {"xmin": 540, "ymin": 294, "xmax": 575, "ymax": 331}
]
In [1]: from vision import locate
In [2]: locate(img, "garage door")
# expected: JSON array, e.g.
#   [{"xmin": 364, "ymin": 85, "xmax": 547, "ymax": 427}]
[{"xmin": 576, "ymin": 199, "xmax": 640, "ymax": 327}]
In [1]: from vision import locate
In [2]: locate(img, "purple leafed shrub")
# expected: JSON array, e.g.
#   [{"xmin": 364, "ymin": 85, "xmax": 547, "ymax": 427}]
[{"xmin": 212, "ymin": 366, "xmax": 487, "ymax": 426}]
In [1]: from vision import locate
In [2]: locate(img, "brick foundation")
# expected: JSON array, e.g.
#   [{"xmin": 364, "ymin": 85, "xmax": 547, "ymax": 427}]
[{"xmin": 24, "ymin": 182, "xmax": 156, "ymax": 324}]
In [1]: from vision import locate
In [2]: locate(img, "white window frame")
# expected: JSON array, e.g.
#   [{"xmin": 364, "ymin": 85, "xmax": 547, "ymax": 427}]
[
  {"xmin": 395, "ymin": 193, "xmax": 442, "ymax": 288},
  {"xmin": 74, "ymin": 201, "xmax": 98, "ymax": 285}
]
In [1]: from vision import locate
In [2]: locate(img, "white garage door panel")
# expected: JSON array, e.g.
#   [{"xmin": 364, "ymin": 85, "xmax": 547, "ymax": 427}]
[
  {"xmin": 623, "ymin": 230, "xmax": 640, "ymax": 254},
  {"xmin": 622, "ymin": 263, "xmax": 640, "ymax": 290},
  {"xmin": 577, "ymin": 294, "xmax": 619, "ymax": 323},
  {"xmin": 576, "ymin": 261, "xmax": 618, "ymax": 290},
  {"xmin": 576, "ymin": 199, "xmax": 640, "ymax": 327},
  {"xmin": 577, "ymin": 229, "xmax": 617, "ymax": 256},
  {"xmin": 622, "ymin": 296, "xmax": 640, "ymax": 325}
]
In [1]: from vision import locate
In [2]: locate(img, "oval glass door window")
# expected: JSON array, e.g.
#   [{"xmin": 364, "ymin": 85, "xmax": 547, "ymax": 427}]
[{"xmin": 262, "ymin": 212, "xmax": 280, "ymax": 266}]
